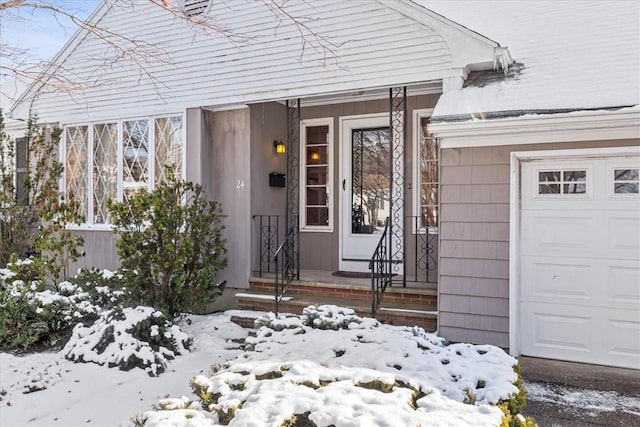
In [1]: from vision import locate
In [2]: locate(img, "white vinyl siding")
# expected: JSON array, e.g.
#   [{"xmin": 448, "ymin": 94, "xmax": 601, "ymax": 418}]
[{"xmin": 26, "ymin": 1, "xmax": 452, "ymax": 124}]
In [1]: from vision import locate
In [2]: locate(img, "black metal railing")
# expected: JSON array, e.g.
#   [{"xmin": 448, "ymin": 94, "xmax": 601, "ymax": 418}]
[
  {"xmin": 273, "ymin": 216, "xmax": 299, "ymax": 315},
  {"xmin": 253, "ymin": 215, "xmax": 281, "ymax": 277},
  {"xmin": 369, "ymin": 218, "xmax": 392, "ymax": 317},
  {"xmin": 409, "ymin": 216, "xmax": 438, "ymax": 283}
]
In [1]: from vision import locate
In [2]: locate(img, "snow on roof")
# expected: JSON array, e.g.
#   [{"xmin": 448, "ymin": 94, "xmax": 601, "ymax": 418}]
[{"xmin": 417, "ymin": 0, "xmax": 640, "ymax": 120}]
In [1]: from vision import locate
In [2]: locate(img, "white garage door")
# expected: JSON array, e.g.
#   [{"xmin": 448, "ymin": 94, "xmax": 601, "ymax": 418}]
[{"xmin": 520, "ymin": 155, "xmax": 640, "ymax": 369}]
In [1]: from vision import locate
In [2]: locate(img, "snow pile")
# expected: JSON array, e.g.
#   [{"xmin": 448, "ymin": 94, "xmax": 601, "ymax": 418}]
[
  {"xmin": 0, "ymin": 313, "xmax": 249, "ymax": 426},
  {"xmin": 134, "ymin": 305, "xmax": 520, "ymax": 426},
  {"xmin": 0, "ymin": 354, "xmax": 63, "ymax": 395},
  {"xmin": 62, "ymin": 306, "xmax": 191, "ymax": 377},
  {"xmin": 254, "ymin": 304, "xmax": 379, "ymax": 331}
]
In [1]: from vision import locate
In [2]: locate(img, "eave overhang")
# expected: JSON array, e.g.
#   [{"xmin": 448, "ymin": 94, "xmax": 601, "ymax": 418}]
[{"xmin": 428, "ymin": 107, "xmax": 640, "ymax": 148}]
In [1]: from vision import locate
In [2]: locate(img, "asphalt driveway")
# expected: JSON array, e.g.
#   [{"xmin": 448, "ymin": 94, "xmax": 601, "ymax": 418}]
[{"xmin": 519, "ymin": 357, "xmax": 640, "ymax": 426}]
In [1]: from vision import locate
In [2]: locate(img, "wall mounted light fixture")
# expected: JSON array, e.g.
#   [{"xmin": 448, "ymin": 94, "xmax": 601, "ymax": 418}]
[
  {"xmin": 310, "ymin": 151, "xmax": 320, "ymax": 161},
  {"xmin": 274, "ymin": 140, "xmax": 286, "ymax": 154}
]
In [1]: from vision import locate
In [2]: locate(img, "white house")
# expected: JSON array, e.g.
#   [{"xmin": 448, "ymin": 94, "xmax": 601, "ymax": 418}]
[{"xmin": 9, "ymin": 0, "xmax": 640, "ymax": 370}]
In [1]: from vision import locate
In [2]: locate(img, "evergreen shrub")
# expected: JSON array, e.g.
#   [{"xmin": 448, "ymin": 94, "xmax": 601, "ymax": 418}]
[{"xmin": 108, "ymin": 172, "xmax": 227, "ymax": 319}]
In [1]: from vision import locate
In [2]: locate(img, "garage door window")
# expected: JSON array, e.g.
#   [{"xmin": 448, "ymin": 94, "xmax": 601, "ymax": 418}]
[
  {"xmin": 538, "ymin": 169, "xmax": 587, "ymax": 194},
  {"xmin": 613, "ymin": 168, "xmax": 639, "ymax": 194}
]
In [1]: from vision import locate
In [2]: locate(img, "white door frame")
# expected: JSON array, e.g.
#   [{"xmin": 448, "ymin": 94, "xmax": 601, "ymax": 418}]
[
  {"xmin": 508, "ymin": 145, "xmax": 640, "ymax": 357},
  {"xmin": 338, "ymin": 113, "xmax": 390, "ymax": 271}
]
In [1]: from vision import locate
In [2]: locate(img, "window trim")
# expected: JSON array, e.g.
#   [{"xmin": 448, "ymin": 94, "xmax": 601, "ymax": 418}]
[
  {"xmin": 300, "ymin": 117, "xmax": 334, "ymax": 232},
  {"xmin": 14, "ymin": 137, "xmax": 28, "ymax": 206},
  {"xmin": 533, "ymin": 164, "xmax": 593, "ymax": 199},
  {"xmin": 609, "ymin": 163, "xmax": 640, "ymax": 198},
  {"xmin": 62, "ymin": 113, "xmax": 185, "ymax": 228},
  {"xmin": 412, "ymin": 108, "xmax": 436, "ymax": 234}
]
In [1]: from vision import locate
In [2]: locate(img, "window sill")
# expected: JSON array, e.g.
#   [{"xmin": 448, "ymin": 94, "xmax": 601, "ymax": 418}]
[{"xmin": 300, "ymin": 226, "xmax": 333, "ymax": 233}]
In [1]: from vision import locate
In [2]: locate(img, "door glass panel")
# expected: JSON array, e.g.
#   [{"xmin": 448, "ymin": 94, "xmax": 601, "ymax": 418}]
[{"xmin": 351, "ymin": 127, "xmax": 390, "ymax": 234}]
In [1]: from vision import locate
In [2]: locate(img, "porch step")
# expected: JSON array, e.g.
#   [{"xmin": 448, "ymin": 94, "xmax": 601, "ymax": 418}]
[
  {"xmin": 249, "ymin": 277, "xmax": 437, "ymax": 307},
  {"xmin": 237, "ymin": 277, "xmax": 438, "ymax": 331}
]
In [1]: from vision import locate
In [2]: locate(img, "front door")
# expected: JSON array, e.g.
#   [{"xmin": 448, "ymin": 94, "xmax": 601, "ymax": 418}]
[{"xmin": 340, "ymin": 114, "xmax": 391, "ymax": 271}]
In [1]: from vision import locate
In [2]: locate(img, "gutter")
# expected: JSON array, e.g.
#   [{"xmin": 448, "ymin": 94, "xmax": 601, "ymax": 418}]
[{"xmin": 428, "ymin": 106, "xmax": 640, "ymax": 148}]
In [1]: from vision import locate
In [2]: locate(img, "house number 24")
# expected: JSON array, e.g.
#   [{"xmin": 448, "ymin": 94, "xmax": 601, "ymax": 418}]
[{"xmin": 236, "ymin": 180, "xmax": 245, "ymax": 189}]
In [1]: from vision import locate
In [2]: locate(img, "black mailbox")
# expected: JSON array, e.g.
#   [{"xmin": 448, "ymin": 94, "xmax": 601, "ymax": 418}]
[{"xmin": 269, "ymin": 172, "xmax": 285, "ymax": 188}]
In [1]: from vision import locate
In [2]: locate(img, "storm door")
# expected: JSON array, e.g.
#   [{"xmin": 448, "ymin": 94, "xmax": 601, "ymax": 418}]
[{"xmin": 340, "ymin": 120, "xmax": 391, "ymax": 271}]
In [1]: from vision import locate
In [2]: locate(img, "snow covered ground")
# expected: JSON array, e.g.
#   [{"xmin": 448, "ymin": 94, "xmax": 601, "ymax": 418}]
[
  {"xmin": 1, "ymin": 306, "xmax": 522, "ymax": 426},
  {"xmin": 525, "ymin": 381, "xmax": 640, "ymax": 419},
  {"xmin": 0, "ymin": 313, "xmax": 248, "ymax": 427}
]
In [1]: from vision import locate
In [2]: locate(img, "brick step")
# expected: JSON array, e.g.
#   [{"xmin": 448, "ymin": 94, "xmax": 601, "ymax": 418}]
[
  {"xmin": 249, "ymin": 277, "xmax": 437, "ymax": 307},
  {"xmin": 236, "ymin": 291, "xmax": 437, "ymax": 331}
]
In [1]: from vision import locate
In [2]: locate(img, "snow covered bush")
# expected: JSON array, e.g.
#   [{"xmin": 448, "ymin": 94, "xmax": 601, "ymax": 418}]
[
  {"xmin": 0, "ymin": 115, "xmax": 85, "ymax": 283},
  {"xmin": 133, "ymin": 305, "xmax": 535, "ymax": 427},
  {"xmin": 0, "ymin": 260, "xmax": 123, "ymax": 352},
  {"xmin": 63, "ymin": 306, "xmax": 191, "ymax": 376},
  {"xmin": 107, "ymin": 171, "xmax": 227, "ymax": 319}
]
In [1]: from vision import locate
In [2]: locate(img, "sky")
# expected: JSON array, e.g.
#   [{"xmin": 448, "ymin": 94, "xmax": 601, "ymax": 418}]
[{"xmin": 1, "ymin": 0, "xmax": 101, "ymax": 62}]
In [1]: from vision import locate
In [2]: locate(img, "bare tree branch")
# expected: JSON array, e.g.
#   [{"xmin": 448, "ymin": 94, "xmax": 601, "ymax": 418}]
[{"xmin": 0, "ymin": 0, "xmax": 346, "ymax": 104}]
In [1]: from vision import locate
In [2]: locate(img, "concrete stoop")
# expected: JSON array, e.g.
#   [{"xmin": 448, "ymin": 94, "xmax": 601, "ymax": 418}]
[{"xmin": 233, "ymin": 277, "xmax": 437, "ymax": 331}]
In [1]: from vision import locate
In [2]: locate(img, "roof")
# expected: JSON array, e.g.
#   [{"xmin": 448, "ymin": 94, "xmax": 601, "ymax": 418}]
[{"xmin": 418, "ymin": 0, "xmax": 640, "ymax": 120}]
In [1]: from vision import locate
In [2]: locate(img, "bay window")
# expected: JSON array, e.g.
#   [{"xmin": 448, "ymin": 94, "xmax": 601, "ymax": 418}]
[{"xmin": 64, "ymin": 115, "xmax": 184, "ymax": 226}]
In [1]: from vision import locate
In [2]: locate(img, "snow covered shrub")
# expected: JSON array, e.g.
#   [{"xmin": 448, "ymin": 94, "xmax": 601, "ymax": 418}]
[
  {"xmin": 0, "ymin": 261, "xmax": 124, "ymax": 352},
  {"xmin": 63, "ymin": 306, "xmax": 191, "ymax": 376},
  {"xmin": 133, "ymin": 306, "xmax": 536, "ymax": 426},
  {"xmin": 0, "ymin": 114, "xmax": 85, "ymax": 283},
  {"xmin": 107, "ymin": 171, "xmax": 227, "ymax": 319},
  {"xmin": 70, "ymin": 267, "xmax": 124, "ymax": 310}
]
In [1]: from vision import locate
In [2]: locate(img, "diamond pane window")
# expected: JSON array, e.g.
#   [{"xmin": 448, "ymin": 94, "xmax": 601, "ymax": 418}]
[
  {"xmin": 123, "ymin": 120, "xmax": 150, "ymax": 199},
  {"xmin": 64, "ymin": 114, "xmax": 184, "ymax": 225},
  {"xmin": 65, "ymin": 126, "xmax": 89, "ymax": 219},
  {"xmin": 155, "ymin": 116, "xmax": 183, "ymax": 183},
  {"xmin": 93, "ymin": 123, "xmax": 118, "ymax": 223}
]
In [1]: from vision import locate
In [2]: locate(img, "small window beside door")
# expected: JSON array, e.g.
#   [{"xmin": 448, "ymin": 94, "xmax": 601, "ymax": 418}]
[
  {"xmin": 300, "ymin": 118, "xmax": 333, "ymax": 231},
  {"xmin": 15, "ymin": 137, "xmax": 28, "ymax": 206}
]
